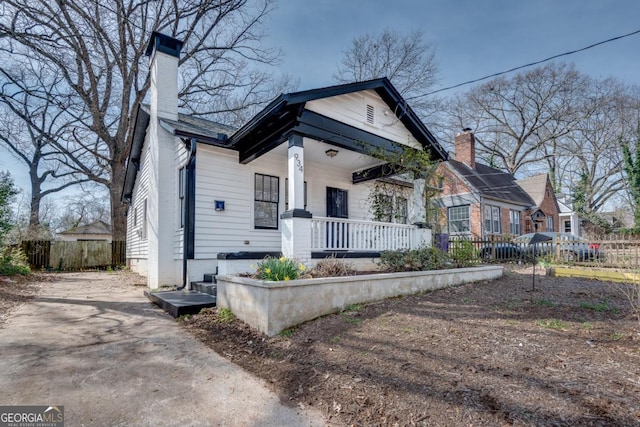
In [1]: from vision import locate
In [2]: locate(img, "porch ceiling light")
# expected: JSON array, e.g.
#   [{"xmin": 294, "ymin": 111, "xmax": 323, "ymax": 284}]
[{"xmin": 325, "ymin": 149, "xmax": 338, "ymax": 158}]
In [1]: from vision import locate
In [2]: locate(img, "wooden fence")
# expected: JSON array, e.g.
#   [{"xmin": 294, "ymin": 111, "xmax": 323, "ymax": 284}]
[
  {"xmin": 21, "ymin": 240, "xmax": 126, "ymax": 270},
  {"xmin": 447, "ymin": 234, "xmax": 640, "ymax": 269}
]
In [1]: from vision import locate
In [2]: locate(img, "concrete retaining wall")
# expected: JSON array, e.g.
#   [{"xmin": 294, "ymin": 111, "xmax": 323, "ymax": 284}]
[{"xmin": 217, "ymin": 265, "xmax": 503, "ymax": 336}]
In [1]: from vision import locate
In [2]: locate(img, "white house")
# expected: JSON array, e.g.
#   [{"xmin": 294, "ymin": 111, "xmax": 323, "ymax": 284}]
[{"xmin": 122, "ymin": 32, "xmax": 448, "ymax": 290}]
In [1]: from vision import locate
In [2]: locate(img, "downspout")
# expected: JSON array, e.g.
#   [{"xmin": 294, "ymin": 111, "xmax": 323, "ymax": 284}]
[{"xmin": 177, "ymin": 138, "xmax": 197, "ymax": 290}]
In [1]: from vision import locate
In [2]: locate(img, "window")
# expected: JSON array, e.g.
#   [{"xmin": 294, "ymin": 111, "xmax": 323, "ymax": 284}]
[
  {"xmin": 141, "ymin": 199, "xmax": 147, "ymax": 239},
  {"xmin": 510, "ymin": 210, "xmax": 521, "ymax": 235},
  {"xmin": 133, "ymin": 206, "xmax": 138, "ymax": 227},
  {"xmin": 484, "ymin": 205, "xmax": 501, "ymax": 234},
  {"xmin": 564, "ymin": 220, "xmax": 571, "ymax": 233},
  {"xmin": 255, "ymin": 173, "xmax": 279, "ymax": 229},
  {"xmin": 372, "ymin": 194, "xmax": 408, "ymax": 224},
  {"xmin": 395, "ymin": 197, "xmax": 408, "ymax": 224},
  {"xmin": 179, "ymin": 167, "xmax": 185, "ymax": 228},
  {"xmin": 546, "ymin": 216, "xmax": 554, "ymax": 232},
  {"xmin": 448, "ymin": 205, "xmax": 470, "ymax": 234}
]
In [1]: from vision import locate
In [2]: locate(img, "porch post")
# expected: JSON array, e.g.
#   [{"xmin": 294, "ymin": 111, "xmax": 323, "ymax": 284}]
[{"xmin": 281, "ymin": 133, "xmax": 312, "ymax": 265}]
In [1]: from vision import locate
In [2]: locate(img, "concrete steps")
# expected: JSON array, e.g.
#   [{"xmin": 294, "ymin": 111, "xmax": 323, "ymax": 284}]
[{"xmin": 145, "ymin": 273, "xmax": 217, "ymax": 318}]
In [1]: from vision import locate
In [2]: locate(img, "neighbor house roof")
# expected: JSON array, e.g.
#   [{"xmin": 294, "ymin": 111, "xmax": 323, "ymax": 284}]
[
  {"xmin": 59, "ymin": 220, "xmax": 112, "ymax": 236},
  {"xmin": 516, "ymin": 174, "xmax": 551, "ymax": 208},
  {"xmin": 447, "ymin": 159, "xmax": 534, "ymax": 206}
]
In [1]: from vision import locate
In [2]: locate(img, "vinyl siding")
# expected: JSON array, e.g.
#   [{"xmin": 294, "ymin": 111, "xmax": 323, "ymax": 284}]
[{"xmin": 305, "ymin": 90, "xmax": 422, "ymax": 149}]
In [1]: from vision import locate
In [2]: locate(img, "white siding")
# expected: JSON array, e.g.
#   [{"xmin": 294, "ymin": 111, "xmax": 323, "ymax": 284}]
[
  {"xmin": 126, "ymin": 132, "xmax": 151, "ymax": 258},
  {"xmin": 192, "ymin": 139, "xmax": 426, "ymax": 260},
  {"xmin": 306, "ymin": 89, "xmax": 422, "ymax": 150},
  {"xmin": 194, "ymin": 145, "xmax": 287, "ymax": 258}
]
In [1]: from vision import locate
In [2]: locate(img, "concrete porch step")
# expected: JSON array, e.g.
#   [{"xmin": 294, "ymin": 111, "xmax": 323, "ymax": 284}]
[
  {"xmin": 145, "ymin": 290, "xmax": 216, "ymax": 318},
  {"xmin": 190, "ymin": 281, "xmax": 217, "ymax": 296}
]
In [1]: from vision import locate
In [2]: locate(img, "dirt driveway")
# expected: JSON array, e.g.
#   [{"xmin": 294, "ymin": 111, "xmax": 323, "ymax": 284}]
[{"xmin": 0, "ymin": 271, "xmax": 326, "ymax": 426}]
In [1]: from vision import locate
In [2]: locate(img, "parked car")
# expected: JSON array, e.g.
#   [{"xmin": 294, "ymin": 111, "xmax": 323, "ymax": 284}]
[
  {"xmin": 478, "ymin": 242, "xmax": 533, "ymax": 261},
  {"xmin": 513, "ymin": 232, "xmax": 605, "ymax": 261}
]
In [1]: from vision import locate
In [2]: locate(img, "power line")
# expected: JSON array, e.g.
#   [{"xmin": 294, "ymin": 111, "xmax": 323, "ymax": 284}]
[{"xmin": 415, "ymin": 28, "xmax": 640, "ymax": 97}]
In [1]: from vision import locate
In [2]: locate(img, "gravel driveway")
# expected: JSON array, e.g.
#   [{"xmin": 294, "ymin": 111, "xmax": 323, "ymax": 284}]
[{"xmin": 0, "ymin": 271, "xmax": 326, "ymax": 426}]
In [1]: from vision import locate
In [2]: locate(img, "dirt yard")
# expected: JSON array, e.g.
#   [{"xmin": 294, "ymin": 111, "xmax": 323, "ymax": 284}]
[
  {"xmin": 184, "ymin": 267, "xmax": 640, "ymax": 426},
  {"xmin": 0, "ymin": 274, "xmax": 40, "ymax": 327}
]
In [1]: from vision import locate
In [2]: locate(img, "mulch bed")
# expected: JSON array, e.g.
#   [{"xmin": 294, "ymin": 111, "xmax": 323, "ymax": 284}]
[{"xmin": 185, "ymin": 266, "xmax": 640, "ymax": 426}]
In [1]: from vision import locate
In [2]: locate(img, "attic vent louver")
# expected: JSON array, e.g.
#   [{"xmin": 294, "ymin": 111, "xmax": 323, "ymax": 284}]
[{"xmin": 366, "ymin": 104, "xmax": 375, "ymax": 125}]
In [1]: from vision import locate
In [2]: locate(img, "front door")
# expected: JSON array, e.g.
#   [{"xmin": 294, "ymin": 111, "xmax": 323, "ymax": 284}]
[{"xmin": 326, "ymin": 187, "xmax": 348, "ymax": 249}]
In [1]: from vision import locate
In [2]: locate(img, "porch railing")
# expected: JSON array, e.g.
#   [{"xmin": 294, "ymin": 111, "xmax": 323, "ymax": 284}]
[{"xmin": 310, "ymin": 217, "xmax": 414, "ymax": 251}]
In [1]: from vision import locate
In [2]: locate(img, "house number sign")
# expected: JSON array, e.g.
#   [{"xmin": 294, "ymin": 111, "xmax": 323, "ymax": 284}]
[{"xmin": 294, "ymin": 153, "xmax": 303, "ymax": 172}]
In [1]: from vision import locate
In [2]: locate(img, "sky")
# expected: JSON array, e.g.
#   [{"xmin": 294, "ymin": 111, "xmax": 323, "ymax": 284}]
[{"xmin": 1, "ymin": 0, "xmax": 640, "ymax": 201}]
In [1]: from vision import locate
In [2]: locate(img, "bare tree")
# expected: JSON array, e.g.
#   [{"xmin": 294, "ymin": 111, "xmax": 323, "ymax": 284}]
[
  {"xmin": 1, "ymin": 0, "xmax": 284, "ymax": 240},
  {"xmin": 0, "ymin": 64, "xmax": 92, "ymax": 228},
  {"xmin": 449, "ymin": 63, "xmax": 587, "ymax": 176},
  {"xmin": 334, "ymin": 28, "xmax": 441, "ymax": 128},
  {"xmin": 562, "ymin": 79, "xmax": 637, "ymax": 214}
]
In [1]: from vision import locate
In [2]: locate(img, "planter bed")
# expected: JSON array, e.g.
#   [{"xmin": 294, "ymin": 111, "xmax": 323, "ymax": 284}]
[{"xmin": 217, "ymin": 265, "xmax": 503, "ymax": 336}]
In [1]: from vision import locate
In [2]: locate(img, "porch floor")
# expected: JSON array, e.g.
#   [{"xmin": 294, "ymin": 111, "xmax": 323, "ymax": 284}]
[{"xmin": 144, "ymin": 290, "xmax": 216, "ymax": 318}]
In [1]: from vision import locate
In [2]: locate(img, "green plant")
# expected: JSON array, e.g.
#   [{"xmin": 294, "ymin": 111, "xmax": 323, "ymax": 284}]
[
  {"xmin": 534, "ymin": 298, "xmax": 556, "ymax": 307},
  {"xmin": 344, "ymin": 304, "xmax": 363, "ymax": 314},
  {"xmin": 217, "ymin": 308, "xmax": 235, "ymax": 323},
  {"xmin": 582, "ymin": 322, "xmax": 593, "ymax": 330},
  {"xmin": 449, "ymin": 239, "xmax": 476, "ymax": 267},
  {"xmin": 536, "ymin": 319, "xmax": 568, "ymax": 330},
  {"xmin": 343, "ymin": 317, "xmax": 362, "ymax": 325},
  {"xmin": 611, "ymin": 332, "xmax": 625, "ymax": 340},
  {"xmin": 379, "ymin": 246, "xmax": 452, "ymax": 272},
  {"xmin": 312, "ymin": 256, "xmax": 355, "ymax": 278},
  {"xmin": 256, "ymin": 256, "xmax": 304, "ymax": 281},
  {"xmin": 279, "ymin": 328, "xmax": 295, "ymax": 337},
  {"xmin": 579, "ymin": 300, "xmax": 616, "ymax": 313},
  {"xmin": 0, "ymin": 246, "xmax": 30, "ymax": 276}
]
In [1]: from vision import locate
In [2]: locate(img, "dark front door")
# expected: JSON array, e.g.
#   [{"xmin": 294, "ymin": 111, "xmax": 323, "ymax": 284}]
[{"xmin": 326, "ymin": 187, "xmax": 349, "ymax": 249}]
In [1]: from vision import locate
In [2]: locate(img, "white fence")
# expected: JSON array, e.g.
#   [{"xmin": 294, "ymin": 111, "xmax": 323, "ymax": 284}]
[{"xmin": 310, "ymin": 217, "xmax": 414, "ymax": 251}]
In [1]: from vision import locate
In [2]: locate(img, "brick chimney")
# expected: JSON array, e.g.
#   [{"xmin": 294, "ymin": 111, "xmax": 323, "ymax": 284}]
[{"xmin": 455, "ymin": 128, "xmax": 476, "ymax": 169}]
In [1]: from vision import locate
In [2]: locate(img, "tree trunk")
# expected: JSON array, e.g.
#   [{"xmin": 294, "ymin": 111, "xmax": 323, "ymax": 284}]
[
  {"xmin": 29, "ymin": 169, "xmax": 41, "ymax": 228},
  {"xmin": 109, "ymin": 156, "xmax": 127, "ymax": 241}
]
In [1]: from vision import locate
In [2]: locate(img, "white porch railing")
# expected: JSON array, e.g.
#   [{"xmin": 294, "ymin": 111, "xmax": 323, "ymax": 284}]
[{"xmin": 310, "ymin": 217, "xmax": 414, "ymax": 251}]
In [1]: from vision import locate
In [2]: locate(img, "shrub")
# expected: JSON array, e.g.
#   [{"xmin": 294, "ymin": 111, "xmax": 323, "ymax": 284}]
[
  {"xmin": 449, "ymin": 239, "xmax": 476, "ymax": 267},
  {"xmin": 0, "ymin": 246, "xmax": 30, "ymax": 276},
  {"xmin": 256, "ymin": 256, "xmax": 305, "ymax": 281},
  {"xmin": 379, "ymin": 246, "xmax": 452, "ymax": 272},
  {"xmin": 312, "ymin": 256, "xmax": 355, "ymax": 277}
]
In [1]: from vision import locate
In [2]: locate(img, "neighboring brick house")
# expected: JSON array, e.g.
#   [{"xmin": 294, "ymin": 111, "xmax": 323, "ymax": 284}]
[
  {"xmin": 431, "ymin": 130, "xmax": 559, "ymax": 239},
  {"xmin": 516, "ymin": 174, "xmax": 560, "ymax": 235}
]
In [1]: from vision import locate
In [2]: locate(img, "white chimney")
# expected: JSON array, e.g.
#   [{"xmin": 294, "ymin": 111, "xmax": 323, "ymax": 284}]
[{"xmin": 146, "ymin": 32, "xmax": 183, "ymax": 121}]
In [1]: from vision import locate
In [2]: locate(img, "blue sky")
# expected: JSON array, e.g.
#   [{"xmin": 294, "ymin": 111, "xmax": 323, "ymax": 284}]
[
  {"xmin": 2, "ymin": 0, "xmax": 639, "ymax": 197},
  {"xmin": 265, "ymin": 0, "xmax": 640, "ymax": 92}
]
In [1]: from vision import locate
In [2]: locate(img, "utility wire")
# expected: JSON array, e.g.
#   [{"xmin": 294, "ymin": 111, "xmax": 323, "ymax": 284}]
[{"xmin": 413, "ymin": 28, "xmax": 640, "ymax": 98}]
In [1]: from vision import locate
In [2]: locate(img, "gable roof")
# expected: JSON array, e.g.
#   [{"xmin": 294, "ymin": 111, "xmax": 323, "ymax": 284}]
[
  {"xmin": 228, "ymin": 77, "xmax": 448, "ymax": 164},
  {"xmin": 447, "ymin": 160, "xmax": 534, "ymax": 206},
  {"xmin": 516, "ymin": 174, "xmax": 551, "ymax": 207},
  {"xmin": 60, "ymin": 220, "xmax": 112, "ymax": 236},
  {"xmin": 122, "ymin": 78, "xmax": 449, "ymax": 203}
]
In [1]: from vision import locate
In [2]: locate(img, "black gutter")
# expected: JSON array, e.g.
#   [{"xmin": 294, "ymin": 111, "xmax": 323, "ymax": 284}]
[{"xmin": 177, "ymin": 138, "xmax": 197, "ymax": 291}]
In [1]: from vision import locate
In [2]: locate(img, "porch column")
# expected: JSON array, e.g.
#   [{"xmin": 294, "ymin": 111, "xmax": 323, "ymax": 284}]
[{"xmin": 281, "ymin": 133, "xmax": 312, "ymax": 264}]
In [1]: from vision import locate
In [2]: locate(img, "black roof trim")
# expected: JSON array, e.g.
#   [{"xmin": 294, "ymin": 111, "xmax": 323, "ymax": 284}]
[
  {"xmin": 121, "ymin": 105, "xmax": 151, "ymax": 203},
  {"xmin": 228, "ymin": 77, "xmax": 448, "ymax": 163}
]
